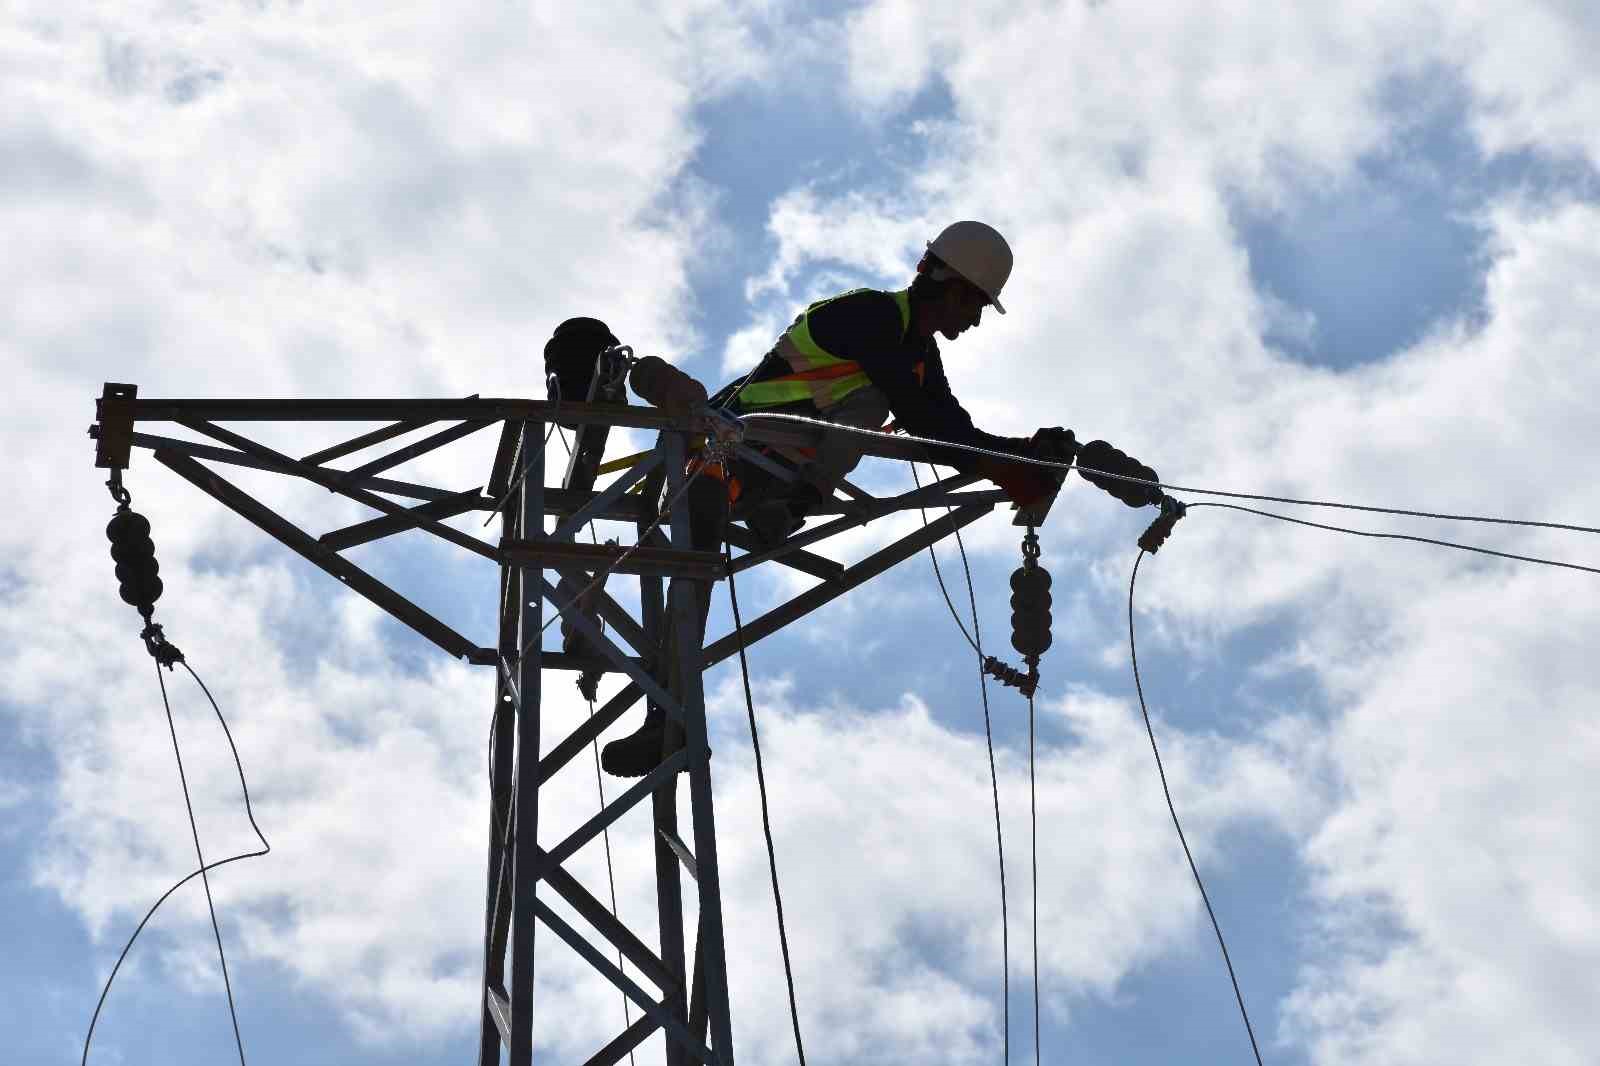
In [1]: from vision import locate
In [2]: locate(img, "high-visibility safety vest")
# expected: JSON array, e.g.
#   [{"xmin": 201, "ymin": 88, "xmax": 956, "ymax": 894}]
[{"xmin": 734, "ymin": 288, "xmax": 918, "ymax": 412}]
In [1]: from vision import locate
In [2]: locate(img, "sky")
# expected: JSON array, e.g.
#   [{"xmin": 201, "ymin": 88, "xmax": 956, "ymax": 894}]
[{"xmin": 4, "ymin": 2, "xmax": 1600, "ymax": 1064}]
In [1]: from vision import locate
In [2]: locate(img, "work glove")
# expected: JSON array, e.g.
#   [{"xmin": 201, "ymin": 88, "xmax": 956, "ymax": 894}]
[
  {"xmin": 1029, "ymin": 426, "xmax": 1078, "ymax": 463},
  {"xmin": 1077, "ymin": 439, "xmax": 1160, "ymax": 507},
  {"xmin": 978, "ymin": 457, "xmax": 1057, "ymax": 508}
]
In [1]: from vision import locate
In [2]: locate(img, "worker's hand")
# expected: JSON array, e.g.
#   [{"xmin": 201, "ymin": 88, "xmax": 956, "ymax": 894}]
[
  {"xmin": 1029, "ymin": 426, "xmax": 1077, "ymax": 463},
  {"xmin": 1077, "ymin": 440, "xmax": 1160, "ymax": 507},
  {"xmin": 978, "ymin": 457, "xmax": 1057, "ymax": 508}
]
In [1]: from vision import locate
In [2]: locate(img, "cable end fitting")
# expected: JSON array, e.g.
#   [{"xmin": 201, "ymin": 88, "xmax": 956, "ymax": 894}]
[
  {"xmin": 1138, "ymin": 495, "xmax": 1187, "ymax": 553},
  {"xmin": 140, "ymin": 622, "xmax": 185, "ymax": 669},
  {"xmin": 983, "ymin": 655, "xmax": 1039, "ymax": 698}
]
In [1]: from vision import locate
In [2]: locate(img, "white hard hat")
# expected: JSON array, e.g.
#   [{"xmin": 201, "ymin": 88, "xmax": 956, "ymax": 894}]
[{"xmin": 926, "ymin": 220, "xmax": 1013, "ymax": 314}]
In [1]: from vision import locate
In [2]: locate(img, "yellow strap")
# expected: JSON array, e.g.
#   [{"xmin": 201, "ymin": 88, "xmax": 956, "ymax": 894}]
[{"xmin": 596, "ymin": 448, "xmax": 653, "ymax": 476}]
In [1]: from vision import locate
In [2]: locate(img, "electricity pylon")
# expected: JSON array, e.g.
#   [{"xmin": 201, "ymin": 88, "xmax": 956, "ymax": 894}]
[{"xmin": 90, "ymin": 377, "xmax": 1016, "ymax": 1065}]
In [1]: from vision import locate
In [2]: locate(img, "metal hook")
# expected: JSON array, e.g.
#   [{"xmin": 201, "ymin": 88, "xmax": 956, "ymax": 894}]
[{"xmin": 106, "ymin": 468, "xmax": 131, "ymax": 509}]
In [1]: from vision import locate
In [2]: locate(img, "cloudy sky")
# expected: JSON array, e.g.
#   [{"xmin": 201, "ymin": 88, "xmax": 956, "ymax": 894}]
[{"xmin": 5, "ymin": 2, "xmax": 1600, "ymax": 1064}]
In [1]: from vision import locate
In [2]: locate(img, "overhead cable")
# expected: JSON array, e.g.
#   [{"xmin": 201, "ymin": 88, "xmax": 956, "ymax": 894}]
[
  {"xmin": 738, "ymin": 413, "xmax": 1600, "ymax": 538},
  {"xmin": 1189, "ymin": 502, "xmax": 1600, "ymax": 576}
]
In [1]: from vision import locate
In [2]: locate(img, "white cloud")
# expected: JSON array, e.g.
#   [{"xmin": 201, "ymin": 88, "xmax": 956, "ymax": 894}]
[
  {"xmin": 13, "ymin": 1, "xmax": 1600, "ymax": 1063},
  {"xmin": 702, "ymin": 677, "xmax": 1315, "ymax": 1062},
  {"xmin": 730, "ymin": 3, "xmax": 1600, "ymax": 1063}
]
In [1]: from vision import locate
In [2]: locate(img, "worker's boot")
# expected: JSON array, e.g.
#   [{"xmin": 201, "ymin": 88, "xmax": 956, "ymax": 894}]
[
  {"xmin": 600, "ymin": 705, "xmax": 685, "ymax": 777},
  {"xmin": 742, "ymin": 483, "xmax": 824, "ymax": 550}
]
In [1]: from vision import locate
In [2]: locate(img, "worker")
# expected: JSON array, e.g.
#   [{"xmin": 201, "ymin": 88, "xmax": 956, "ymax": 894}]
[{"xmin": 601, "ymin": 220, "xmax": 1159, "ymax": 776}]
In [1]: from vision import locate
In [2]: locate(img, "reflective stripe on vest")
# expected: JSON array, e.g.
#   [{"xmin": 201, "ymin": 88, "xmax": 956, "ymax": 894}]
[{"xmin": 736, "ymin": 288, "xmax": 915, "ymax": 412}]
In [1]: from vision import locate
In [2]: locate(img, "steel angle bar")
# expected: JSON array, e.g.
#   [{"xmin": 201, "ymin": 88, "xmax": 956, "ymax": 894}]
[
  {"xmin": 541, "ymin": 750, "xmax": 691, "ymax": 875},
  {"xmin": 153, "ymin": 449, "xmax": 479, "ymax": 660},
  {"xmin": 537, "ymin": 577, "xmax": 687, "ymax": 721},
  {"xmin": 532, "ymin": 898, "xmax": 721, "ymax": 1066},
  {"xmin": 660, "ymin": 430, "xmax": 735, "ymax": 1066},
  {"xmin": 497, "ymin": 656, "xmax": 522, "ymax": 714},
  {"xmin": 657, "ymin": 828, "xmax": 698, "ymax": 881},
  {"xmin": 832, "ymin": 475, "xmax": 876, "ymax": 504},
  {"xmin": 480, "ymin": 548, "xmax": 521, "ymax": 1066},
  {"xmin": 515, "ymin": 649, "xmax": 646, "ymax": 674},
  {"xmin": 178, "ymin": 418, "xmax": 499, "ymax": 563},
  {"xmin": 728, "ymin": 473, "xmax": 987, "ymax": 575},
  {"xmin": 687, "ymin": 915, "xmax": 708, "ymax": 1049},
  {"xmin": 504, "ymin": 539, "xmax": 724, "ymax": 581},
  {"xmin": 731, "ymin": 443, "xmax": 797, "ymax": 484},
  {"xmin": 486, "ymin": 986, "xmax": 513, "ymax": 1049},
  {"xmin": 487, "ymin": 419, "xmax": 523, "ymax": 500},
  {"xmin": 912, "ymin": 488, "xmax": 1010, "ymax": 509},
  {"xmin": 543, "ymin": 487, "xmax": 653, "ymax": 525},
  {"xmin": 651, "ymin": 436, "xmax": 694, "ymax": 1066},
  {"xmin": 334, "ymin": 418, "xmax": 494, "ymax": 486},
  {"xmin": 508, "ymin": 420, "xmax": 545, "ymax": 1066},
  {"xmin": 721, "ymin": 525, "xmax": 843, "ymax": 582},
  {"xmin": 584, "ymin": 1011, "xmax": 662, "ymax": 1066},
  {"xmin": 300, "ymin": 417, "xmax": 434, "ymax": 466},
  {"xmin": 550, "ymin": 569, "xmax": 651, "ymax": 656},
  {"xmin": 708, "ymin": 502, "xmax": 993, "ymax": 662},
  {"xmin": 536, "ymin": 845, "xmax": 674, "ymax": 992},
  {"xmin": 535, "ymin": 682, "xmax": 645, "ymax": 787},
  {"xmin": 127, "ymin": 396, "xmax": 691, "ymax": 432},
  {"xmin": 321, "ymin": 487, "xmax": 486, "ymax": 551},
  {"xmin": 129, "ymin": 431, "xmax": 459, "ymax": 502},
  {"xmin": 550, "ymin": 449, "xmax": 663, "ymax": 543}
]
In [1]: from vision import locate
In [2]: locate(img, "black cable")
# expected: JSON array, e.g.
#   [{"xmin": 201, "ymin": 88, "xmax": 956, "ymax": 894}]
[
  {"xmin": 912, "ymin": 462, "xmax": 1011, "ymax": 1064},
  {"xmin": 588, "ymin": 697, "xmax": 636, "ymax": 1066},
  {"xmin": 724, "ymin": 538, "xmax": 807, "ymax": 1066},
  {"xmin": 1189, "ymin": 502, "xmax": 1600, "ymax": 576},
  {"xmin": 741, "ymin": 413, "xmax": 1600, "ymax": 538},
  {"xmin": 1027, "ymin": 693, "xmax": 1040, "ymax": 1066},
  {"xmin": 83, "ymin": 661, "xmax": 270, "ymax": 1066},
  {"xmin": 909, "ymin": 464, "xmax": 980, "ymax": 654},
  {"xmin": 1128, "ymin": 552, "xmax": 1264, "ymax": 1066},
  {"xmin": 160, "ymin": 662, "xmax": 247, "ymax": 1063}
]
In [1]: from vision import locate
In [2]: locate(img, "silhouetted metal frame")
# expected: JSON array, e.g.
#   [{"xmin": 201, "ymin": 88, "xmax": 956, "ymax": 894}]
[{"xmin": 99, "ymin": 392, "xmax": 1002, "ymax": 1066}]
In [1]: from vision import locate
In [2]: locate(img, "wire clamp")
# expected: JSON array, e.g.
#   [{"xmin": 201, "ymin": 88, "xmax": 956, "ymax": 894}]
[
  {"xmin": 139, "ymin": 621, "xmax": 185, "ymax": 669},
  {"xmin": 1138, "ymin": 494, "xmax": 1188, "ymax": 554},
  {"xmin": 982, "ymin": 654, "xmax": 1039, "ymax": 698},
  {"xmin": 700, "ymin": 405, "xmax": 745, "ymax": 447}
]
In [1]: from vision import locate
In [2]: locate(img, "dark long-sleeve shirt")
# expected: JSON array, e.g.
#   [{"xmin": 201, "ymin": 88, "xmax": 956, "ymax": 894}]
[{"xmin": 730, "ymin": 288, "xmax": 1030, "ymax": 470}]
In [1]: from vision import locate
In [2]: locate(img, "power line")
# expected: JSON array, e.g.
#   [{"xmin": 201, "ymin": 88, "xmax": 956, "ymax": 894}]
[
  {"xmin": 724, "ymin": 532, "xmax": 807, "ymax": 1066},
  {"xmin": 911, "ymin": 462, "xmax": 1010, "ymax": 1064},
  {"xmin": 738, "ymin": 413, "xmax": 1600, "ymax": 538},
  {"xmin": 1190, "ymin": 502, "xmax": 1600, "ymax": 576},
  {"xmin": 83, "ymin": 661, "xmax": 270, "ymax": 1066},
  {"xmin": 1027, "ymin": 692, "xmax": 1040, "ymax": 1066},
  {"xmin": 1127, "ymin": 552, "xmax": 1265, "ymax": 1066}
]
